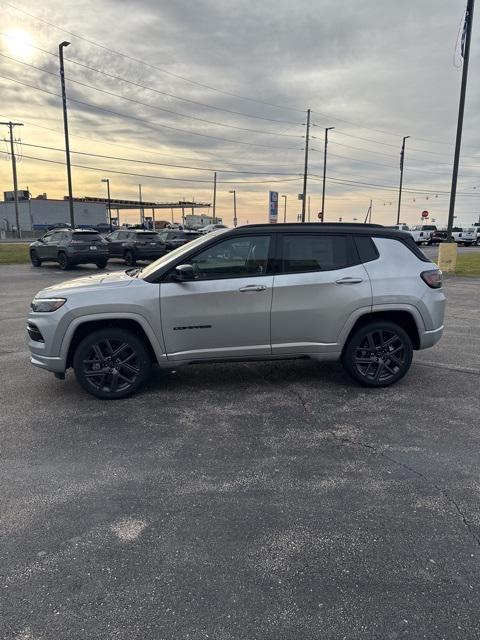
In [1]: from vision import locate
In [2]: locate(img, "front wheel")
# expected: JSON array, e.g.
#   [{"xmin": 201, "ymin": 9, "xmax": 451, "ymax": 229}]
[
  {"xmin": 342, "ymin": 321, "xmax": 413, "ymax": 388},
  {"xmin": 124, "ymin": 250, "xmax": 136, "ymax": 266},
  {"xmin": 73, "ymin": 328, "xmax": 151, "ymax": 399},
  {"xmin": 30, "ymin": 250, "xmax": 42, "ymax": 267}
]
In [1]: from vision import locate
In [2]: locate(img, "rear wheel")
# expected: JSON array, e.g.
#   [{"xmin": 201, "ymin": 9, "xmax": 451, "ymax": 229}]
[
  {"xmin": 124, "ymin": 250, "xmax": 136, "ymax": 266},
  {"xmin": 73, "ymin": 328, "xmax": 151, "ymax": 399},
  {"xmin": 30, "ymin": 250, "xmax": 42, "ymax": 267},
  {"xmin": 58, "ymin": 251, "xmax": 71, "ymax": 270},
  {"xmin": 342, "ymin": 321, "xmax": 413, "ymax": 388},
  {"xmin": 96, "ymin": 258, "xmax": 108, "ymax": 269}
]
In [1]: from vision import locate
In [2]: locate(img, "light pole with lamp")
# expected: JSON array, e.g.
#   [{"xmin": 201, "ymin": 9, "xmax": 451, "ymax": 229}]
[
  {"xmin": 229, "ymin": 189, "xmax": 237, "ymax": 227},
  {"xmin": 101, "ymin": 178, "xmax": 112, "ymax": 231},
  {"xmin": 59, "ymin": 41, "xmax": 75, "ymax": 228},
  {"xmin": 281, "ymin": 194, "xmax": 287, "ymax": 223}
]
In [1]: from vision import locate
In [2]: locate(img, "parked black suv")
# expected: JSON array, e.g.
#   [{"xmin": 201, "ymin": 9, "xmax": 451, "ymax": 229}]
[
  {"xmin": 30, "ymin": 229, "xmax": 109, "ymax": 270},
  {"xmin": 105, "ymin": 229, "xmax": 165, "ymax": 265},
  {"xmin": 157, "ymin": 229, "xmax": 201, "ymax": 252}
]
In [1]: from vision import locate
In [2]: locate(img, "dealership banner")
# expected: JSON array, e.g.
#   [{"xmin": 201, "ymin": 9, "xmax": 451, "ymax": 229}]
[{"xmin": 269, "ymin": 191, "xmax": 278, "ymax": 223}]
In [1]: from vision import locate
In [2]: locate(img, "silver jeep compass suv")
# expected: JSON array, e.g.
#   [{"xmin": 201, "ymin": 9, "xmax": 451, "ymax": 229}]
[{"xmin": 27, "ymin": 224, "xmax": 445, "ymax": 399}]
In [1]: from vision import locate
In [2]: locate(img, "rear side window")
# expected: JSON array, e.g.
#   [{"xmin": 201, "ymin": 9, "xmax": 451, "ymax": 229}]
[
  {"xmin": 354, "ymin": 236, "xmax": 379, "ymax": 263},
  {"xmin": 281, "ymin": 234, "xmax": 354, "ymax": 273},
  {"xmin": 135, "ymin": 232, "xmax": 158, "ymax": 239},
  {"xmin": 72, "ymin": 232, "xmax": 101, "ymax": 240}
]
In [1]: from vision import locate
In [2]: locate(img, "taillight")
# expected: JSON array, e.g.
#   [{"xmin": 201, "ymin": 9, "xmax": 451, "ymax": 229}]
[{"xmin": 421, "ymin": 269, "xmax": 442, "ymax": 289}]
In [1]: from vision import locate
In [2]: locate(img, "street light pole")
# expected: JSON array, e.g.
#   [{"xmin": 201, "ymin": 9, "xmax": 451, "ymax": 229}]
[
  {"xmin": 229, "ymin": 189, "xmax": 237, "ymax": 227},
  {"xmin": 212, "ymin": 172, "xmax": 217, "ymax": 224},
  {"xmin": 321, "ymin": 127, "xmax": 335, "ymax": 220},
  {"xmin": 1, "ymin": 121, "xmax": 23, "ymax": 237},
  {"xmin": 101, "ymin": 178, "xmax": 112, "ymax": 231},
  {"xmin": 396, "ymin": 135, "xmax": 410, "ymax": 225},
  {"xmin": 59, "ymin": 41, "xmax": 75, "ymax": 228},
  {"xmin": 281, "ymin": 194, "xmax": 287, "ymax": 223},
  {"xmin": 447, "ymin": 0, "xmax": 476, "ymax": 241}
]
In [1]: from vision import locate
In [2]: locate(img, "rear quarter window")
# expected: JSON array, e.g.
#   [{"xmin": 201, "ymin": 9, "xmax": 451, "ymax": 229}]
[
  {"xmin": 281, "ymin": 234, "xmax": 356, "ymax": 273},
  {"xmin": 354, "ymin": 236, "xmax": 379, "ymax": 263},
  {"xmin": 72, "ymin": 232, "xmax": 101, "ymax": 240}
]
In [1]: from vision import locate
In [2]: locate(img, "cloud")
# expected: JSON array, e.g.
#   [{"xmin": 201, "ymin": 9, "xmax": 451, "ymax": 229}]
[{"xmin": 0, "ymin": 0, "xmax": 479, "ymax": 226}]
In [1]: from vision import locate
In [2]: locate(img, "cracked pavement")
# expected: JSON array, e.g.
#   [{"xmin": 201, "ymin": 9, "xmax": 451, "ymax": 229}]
[{"xmin": 1, "ymin": 262, "xmax": 480, "ymax": 640}]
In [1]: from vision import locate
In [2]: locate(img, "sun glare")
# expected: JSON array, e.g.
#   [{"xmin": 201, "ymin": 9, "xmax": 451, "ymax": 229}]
[{"xmin": 3, "ymin": 27, "xmax": 35, "ymax": 60}]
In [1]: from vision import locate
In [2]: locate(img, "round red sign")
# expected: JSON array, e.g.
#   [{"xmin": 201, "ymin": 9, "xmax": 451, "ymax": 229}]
[{"xmin": 421, "ymin": 210, "xmax": 429, "ymax": 218}]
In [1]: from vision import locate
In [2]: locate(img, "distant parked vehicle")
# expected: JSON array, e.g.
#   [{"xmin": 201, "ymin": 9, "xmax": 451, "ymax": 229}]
[
  {"xmin": 199, "ymin": 223, "xmax": 228, "ymax": 234},
  {"xmin": 95, "ymin": 223, "xmax": 117, "ymax": 234},
  {"xmin": 386, "ymin": 224, "xmax": 410, "ymax": 232},
  {"xmin": 157, "ymin": 229, "xmax": 201, "ymax": 251},
  {"xmin": 409, "ymin": 225, "xmax": 437, "ymax": 245},
  {"xmin": 105, "ymin": 229, "xmax": 166, "ymax": 266},
  {"xmin": 453, "ymin": 227, "xmax": 477, "ymax": 246},
  {"xmin": 47, "ymin": 222, "xmax": 72, "ymax": 231},
  {"xmin": 29, "ymin": 229, "xmax": 109, "ymax": 270}
]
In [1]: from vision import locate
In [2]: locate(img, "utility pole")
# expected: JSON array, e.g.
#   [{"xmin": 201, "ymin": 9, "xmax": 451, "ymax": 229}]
[
  {"xmin": 229, "ymin": 189, "xmax": 237, "ymax": 227},
  {"xmin": 212, "ymin": 172, "xmax": 217, "ymax": 223},
  {"xmin": 321, "ymin": 126, "xmax": 335, "ymax": 220},
  {"xmin": 447, "ymin": 0, "xmax": 476, "ymax": 241},
  {"xmin": 1, "ymin": 121, "xmax": 23, "ymax": 237},
  {"xmin": 301, "ymin": 109, "xmax": 311, "ymax": 222},
  {"xmin": 281, "ymin": 194, "xmax": 287, "ymax": 223},
  {"xmin": 396, "ymin": 136, "xmax": 410, "ymax": 224},
  {"xmin": 59, "ymin": 41, "xmax": 75, "ymax": 228},
  {"xmin": 364, "ymin": 199, "xmax": 373, "ymax": 224},
  {"xmin": 308, "ymin": 195, "xmax": 311, "ymax": 222},
  {"xmin": 138, "ymin": 184, "xmax": 144, "ymax": 226}
]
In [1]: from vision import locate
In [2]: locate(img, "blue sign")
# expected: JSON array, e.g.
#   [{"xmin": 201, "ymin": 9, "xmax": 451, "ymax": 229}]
[{"xmin": 269, "ymin": 191, "xmax": 278, "ymax": 224}]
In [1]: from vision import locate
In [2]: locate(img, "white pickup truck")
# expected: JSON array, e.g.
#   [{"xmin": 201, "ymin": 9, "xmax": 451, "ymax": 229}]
[
  {"xmin": 452, "ymin": 227, "xmax": 478, "ymax": 246},
  {"xmin": 387, "ymin": 224, "xmax": 436, "ymax": 245}
]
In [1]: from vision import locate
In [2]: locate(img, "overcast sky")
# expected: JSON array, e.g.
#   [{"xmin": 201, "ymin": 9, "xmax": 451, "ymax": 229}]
[{"xmin": 0, "ymin": 0, "xmax": 479, "ymax": 226}]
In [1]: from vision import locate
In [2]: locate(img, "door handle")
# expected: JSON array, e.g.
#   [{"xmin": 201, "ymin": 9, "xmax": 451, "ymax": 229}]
[
  {"xmin": 335, "ymin": 277, "xmax": 364, "ymax": 284},
  {"xmin": 239, "ymin": 284, "xmax": 267, "ymax": 292}
]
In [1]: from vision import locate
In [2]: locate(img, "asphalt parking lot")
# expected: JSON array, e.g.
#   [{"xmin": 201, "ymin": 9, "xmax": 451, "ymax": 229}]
[{"xmin": 1, "ymin": 258, "xmax": 480, "ymax": 640}]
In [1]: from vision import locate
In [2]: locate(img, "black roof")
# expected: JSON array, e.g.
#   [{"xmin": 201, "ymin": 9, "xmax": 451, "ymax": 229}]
[{"xmin": 227, "ymin": 223, "xmax": 411, "ymax": 239}]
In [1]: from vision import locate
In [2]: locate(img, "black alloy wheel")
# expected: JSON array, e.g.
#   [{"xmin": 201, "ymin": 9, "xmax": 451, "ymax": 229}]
[
  {"xmin": 342, "ymin": 321, "xmax": 413, "ymax": 387},
  {"xmin": 73, "ymin": 328, "xmax": 151, "ymax": 399},
  {"xmin": 58, "ymin": 252, "xmax": 71, "ymax": 270},
  {"xmin": 124, "ymin": 250, "xmax": 136, "ymax": 266}
]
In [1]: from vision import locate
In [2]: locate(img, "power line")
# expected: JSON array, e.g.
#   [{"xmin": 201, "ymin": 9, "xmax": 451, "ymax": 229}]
[
  {"xmin": 0, "ymin": 33, "xmax": 303, "ymax": 127},
  {"xmin": 0, "ymin": 50, "xmax": 305, "ymax": 137},
  {"xmin": 0, "ymin": 1, "xmax": 305, "ymax": 114},
  {"xmin": 0, "ymin": 73, "xmax": 303, "ymax": 151},
  {"xmin": 1, "ymin": 150, "xmax": 303, "ymax": 185},
  {"xmin": 310, "ymin": 173, "xmax": 480, "ymax": 197},
  {"xmin": 19, "ymin": 141, "xmax": 301, "ymax": 175}
]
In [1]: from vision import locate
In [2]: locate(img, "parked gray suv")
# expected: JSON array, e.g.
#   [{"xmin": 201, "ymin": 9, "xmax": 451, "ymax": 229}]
[
  {"xmin": 27, "ymin": 224, "xmax": 445, "ymax": 399},
  {"xmin": 30, "ymin": 228, "xmax": 109, "ymax": 270}
]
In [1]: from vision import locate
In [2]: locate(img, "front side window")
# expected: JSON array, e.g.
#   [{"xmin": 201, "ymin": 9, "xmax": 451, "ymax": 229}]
[
  {"xmin": 281, "ymin": 234, "xmax": 353, "ymax": 273},
  {"xmin": 188, "ymin": 235, "xmax": 271, "ymax": 280}
]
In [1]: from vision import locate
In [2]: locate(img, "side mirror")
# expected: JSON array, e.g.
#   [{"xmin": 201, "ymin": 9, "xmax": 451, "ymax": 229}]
[{"xmin": 173, "ymin": 264, "xmax": 194, "ymax": 282}]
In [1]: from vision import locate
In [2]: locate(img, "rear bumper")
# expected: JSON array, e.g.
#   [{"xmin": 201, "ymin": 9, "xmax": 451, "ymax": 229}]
[
  {"xmin": 68, "ymin": 250, "xmax": 109, "ymax": 263},
  {"xmin": 419, "ymin": 325, "xmax": 444, "ymax": 349}
]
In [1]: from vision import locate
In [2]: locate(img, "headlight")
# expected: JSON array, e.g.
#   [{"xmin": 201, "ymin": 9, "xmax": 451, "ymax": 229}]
[{"xmin": 30, "ymin": 297, "xmax": 67, "ymax": 312}]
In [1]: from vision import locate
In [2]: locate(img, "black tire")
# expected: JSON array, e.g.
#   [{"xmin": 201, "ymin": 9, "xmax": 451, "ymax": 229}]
[
  {"xmin": 96, "ymin": 259, "xmax": 108, "ymax": 269},
  {"xmin": 73, "ymin": 328, "xmax": 152, "ymax": 399},
  {"xmin": 124, "ymin": 250, "xmax": 136, "ymax": 266},
  {"xmin": 30, "ymin": 250, "xmax": 42, "ymax": 267},
  {"xmin": 342, "ymin": 321, "xmax": 413, "ymax": 388},
  {"xmin": 58, "ymin": 251, "xmax": 71, "ymax": 270}
]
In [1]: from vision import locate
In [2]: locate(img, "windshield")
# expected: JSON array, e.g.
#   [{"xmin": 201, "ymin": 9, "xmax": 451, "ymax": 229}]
[{"xmin": 140, "ymin": 228, "xmax": 228, "ymax": 279}]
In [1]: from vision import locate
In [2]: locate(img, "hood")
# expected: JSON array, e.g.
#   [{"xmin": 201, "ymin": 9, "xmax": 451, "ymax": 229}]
[{"xmin": 36, "ymin": 270, "xmax": 134, "ymax": 298}]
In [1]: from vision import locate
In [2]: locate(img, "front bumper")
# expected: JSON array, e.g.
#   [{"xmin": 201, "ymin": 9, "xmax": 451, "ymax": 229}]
[{"xmin": 30, "ymin": 352, "xmax": 65, "ymax": 373}]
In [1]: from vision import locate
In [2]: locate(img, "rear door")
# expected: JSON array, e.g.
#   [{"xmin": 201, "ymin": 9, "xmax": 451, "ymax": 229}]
[
  {"xmin": 271, "ymin": 233, "xmax": 371, "ymax": 356},
  {"xmin": 160, "ymin": 234, "xmax": 273, "ymax": 361}
]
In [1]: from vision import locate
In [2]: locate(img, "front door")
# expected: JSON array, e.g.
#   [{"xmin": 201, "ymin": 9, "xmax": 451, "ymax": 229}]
[
  {"xmin": 271, "ymin": 233, "xmax": 371, "ymax": 355},
  {"xmin": 160, "ymin": 234, "xmax": 273, "ymax": 361}
]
